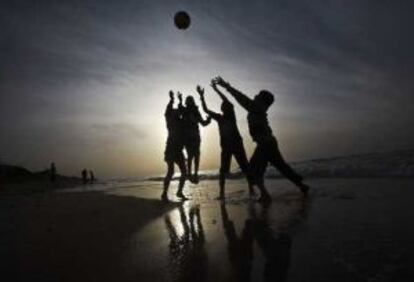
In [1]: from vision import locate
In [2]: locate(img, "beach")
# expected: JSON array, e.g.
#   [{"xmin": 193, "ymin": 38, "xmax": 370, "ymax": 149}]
[{"xmin": 1, "ymin": 178, "xmax": 414, "ymax": 281}]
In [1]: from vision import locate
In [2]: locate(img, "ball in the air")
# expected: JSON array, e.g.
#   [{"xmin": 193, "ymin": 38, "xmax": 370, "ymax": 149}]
[{"xmin": 174, "ymin": 11, "xmax": 191, "ymax": 30}]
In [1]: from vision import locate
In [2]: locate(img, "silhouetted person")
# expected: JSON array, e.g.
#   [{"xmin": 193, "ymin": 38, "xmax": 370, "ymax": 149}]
[
  {"xmin": 162, "ymin": 91, "xmax": 187, "ymax": 201},
  {"xmin": 213, "ymin": 76, "xmax": 309, "ymax": 202},
  {"xmin": 81, "ymin": 169, "xmax": 88, "ymax": 184},
  {"xmin": 198, "ymin": 83, "xmax": 254, "ymax": 199},
  {"xmin": 164, "ymin": 204, "xmax": 207, "ymax": 282},
  {"xmin": 179, "ymin": 92, "xmax": 211, "ymax": 184},
  {"xmin": 50, "ymin": 162, "xmax": 57, "ymax": 183},
  {"xmin": 89, "ymin": 170, "xmax": 95, "ymax": 183}
]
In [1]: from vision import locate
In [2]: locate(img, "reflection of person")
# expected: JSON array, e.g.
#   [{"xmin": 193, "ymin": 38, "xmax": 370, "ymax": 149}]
[
  {"xmin": 248, "ymin": 202, "xmax": 292, "ymax": 282},
  {"xmin": 220, "ymin": 203, "xmax": 254, "ymax": 282},
  {"xmin": 220, "ymin": 202, "xmax": 296, "ymax": 282},
  {"xmin": 164, "ymin": 204, "xmax": 207, "ymax": 281},
  {"xmin": 162, "ymin": 91, "xmax": 187, "ymax": 201},
  {"xmin": 179, "ymin": 93, "xmax": 211, "ymax": 184},
  {"xmin": 198, "ymin": 83, "xmax": 254, "ymax": 199},
  {"xmin": 213, "ymin": 76, "xmax": 310, "ymax": 202}
]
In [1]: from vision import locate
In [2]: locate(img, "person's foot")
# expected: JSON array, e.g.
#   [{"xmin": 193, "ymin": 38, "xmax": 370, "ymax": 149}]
[
  {"xmin": 176, "ymin": 191, "xmax": 189, "ymax": 200},
  {"xmin": 188, "ymin": 174, "xmax": 197, "ymax": 184},
  {"xmin": 193, "ymin": 174, "xmax": 199, "ymax": 184},
  {"xmin": 257, "ymin": 193, "xmax": 271, "ymax": 203},
  {"xmin": 248, "ymin": 188, "xmax": 256, "ymax": 197},
  {"xmin": 161, "ymin": 192, "xmax": 169, "ymax": 202},
  {"xmin": 298, "ymin": 183, "xmax": 310, "ymax": 196},
  {"xmin": 216, "ymin": 195, "xmax": 225, "ymax": 201}
]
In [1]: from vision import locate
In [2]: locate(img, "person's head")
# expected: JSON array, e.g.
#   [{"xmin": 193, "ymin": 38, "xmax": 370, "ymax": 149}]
[
  {"xmin": 185, "ymin": 95, "xmax": 196, "ymax": 108},
  {"xmin": 221, "ymin": 102, "xmax": 233, "ymax": 115},
  {"xmin": 254, "ymin": 90, "xmax": 274, "ymax": 110}
]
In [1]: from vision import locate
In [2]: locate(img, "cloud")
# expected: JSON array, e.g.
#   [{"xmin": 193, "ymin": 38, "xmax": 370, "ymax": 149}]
[{"xmin": 90, "ymin": 123, "xmax": 147, "ymax": 139}]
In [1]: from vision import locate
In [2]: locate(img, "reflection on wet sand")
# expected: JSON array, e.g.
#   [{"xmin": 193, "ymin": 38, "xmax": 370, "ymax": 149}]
[
  {"xmin": 221, "ymin": 201, "xmax": 304, "ymax": 282},
  {"xmin": 162, "ymin": 195, "xmax": 308, "ymax": 282},
  {"xmin": 165, "ymin": 204, "xmax": 208, "ymax": 282}
]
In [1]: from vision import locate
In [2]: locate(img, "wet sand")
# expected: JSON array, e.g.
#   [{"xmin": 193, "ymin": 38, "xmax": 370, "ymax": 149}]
[{"xmin": 1, "ymin": 179, "xmax": 414, "ymax": 281}]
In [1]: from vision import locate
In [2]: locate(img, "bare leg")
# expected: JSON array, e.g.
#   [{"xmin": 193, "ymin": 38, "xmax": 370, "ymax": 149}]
[
  {"xmin": 256, "ymin": 178, "xmax": 271, "ymax": 203},
  {"xmin": 187, "ymin": 154, "xmax": 193, "ymax": 178},
  {"xmin": 194, "ymin": 152, "xmax": 200, "ymax": 183},
  {"xmin": 269, "ymin": 143, "xmax": 309, "ymax": 195},
  {"xmin": 234, "ymin": 148, "xmax": 255, "ymax": 196},
  {"xmin": 176, "ymin": 159, "xmax": 187, "ymax": 197},
  {"xmin": 162, "ymin": 162, "xmax": 174, "ymax": 200},
  {"xmin": 249, "ymin": 145, "xmax": 269, "ymax": 201}
]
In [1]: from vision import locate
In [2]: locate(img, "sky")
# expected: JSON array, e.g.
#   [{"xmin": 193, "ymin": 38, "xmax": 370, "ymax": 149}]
[{"xmin": 1, "ymin": 0, "xmax": 414, "ymax": 178}]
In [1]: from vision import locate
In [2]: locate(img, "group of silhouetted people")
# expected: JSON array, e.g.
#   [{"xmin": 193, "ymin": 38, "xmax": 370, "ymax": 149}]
[
  {"xmin": 162, "ymin": 76, "xmax": 309, "ymax": 202},
  {"xmin": 49, "ymin": 163, "xmax": 96, "ymax": 185}
]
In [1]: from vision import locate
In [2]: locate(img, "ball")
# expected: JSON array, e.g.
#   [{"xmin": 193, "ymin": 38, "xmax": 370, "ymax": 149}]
[{"xmin": 174, "ymin": 11, "xmax": 191, "ymax": 30}]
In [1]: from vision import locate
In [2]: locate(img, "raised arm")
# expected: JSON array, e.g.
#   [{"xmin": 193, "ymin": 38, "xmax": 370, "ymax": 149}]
[
  {"xmin": 212, "ymin": 76, "xmax": 256, "ymax": 112},
  {"xmin": 198, "ymin": 111, "xmax": 212, "ymax": 126},
  {"xmin": 177, "ymin": 91, "xmax": 185, "ymax": 114},
  {"xmin": 196, "ymin": 85, "xmax": 221, "ymax": 120},
  {"xmin": 211, "ymin": 82, "xmax": 230, "ymax": 104}
]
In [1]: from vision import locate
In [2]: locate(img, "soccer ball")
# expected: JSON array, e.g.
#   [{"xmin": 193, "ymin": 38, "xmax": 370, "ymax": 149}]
[{"xmin": 174, "ymin": 11, "xmax": 191, "ymax": 30}]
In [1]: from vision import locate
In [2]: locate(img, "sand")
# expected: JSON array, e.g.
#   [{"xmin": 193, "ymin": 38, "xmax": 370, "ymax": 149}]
[{"xmin": 1, "ymin": 178, "xmax": 414, "ymax": 281}]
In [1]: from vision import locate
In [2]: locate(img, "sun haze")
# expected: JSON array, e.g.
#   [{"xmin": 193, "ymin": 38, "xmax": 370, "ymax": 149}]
[{"xmin": 1, "ymin": 0, "xmax": 414, "ymax": 178}]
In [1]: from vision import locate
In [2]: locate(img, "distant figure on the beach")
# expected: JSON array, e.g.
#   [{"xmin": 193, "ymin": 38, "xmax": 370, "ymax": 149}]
[
  {"xmin": 89, "ymin": 170, "xmax": 95, "ymax": 183},
  {"xmin": 162, "ymin": 91, "xmax": 187, "ymax": 201},
  {"xmin": 179, "ymin": 93, "xmax": 211, "ymax": 184},
  {"xmin": 81, "ymin": 169, "xmax": 88, "ymax": 184},
  {"xmin": 212, "ymin": 76, "xmax": 309, "ymax": 202},
  {"xmin": 50, "ymin": 162, "xmax": 57, "ymax": 183},
  {"xmin": 197, "ymin": 83, "xmax": 254, "ymax": 199}
]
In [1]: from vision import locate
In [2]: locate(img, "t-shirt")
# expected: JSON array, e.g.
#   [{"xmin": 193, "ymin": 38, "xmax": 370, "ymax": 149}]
[
  {"xmin": 210, "ymin": 102, "xmax": 243, "ymax": 149},
  {"xmin": 247, "ymin": 108, "xmax": 273, "ymax": 143},
  {"xmin": 165, "ymin": 107, "xmax": 184, "ymax": 151}
]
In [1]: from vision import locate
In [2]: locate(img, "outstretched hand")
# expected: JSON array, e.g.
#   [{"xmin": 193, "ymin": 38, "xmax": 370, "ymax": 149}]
[
  {"xmin": 177, "ymin": 92, "xmax": 183, "ymax": 103},
  {"xmin": 169, "ymin": 90, "xmax": 174, "ymax": 100},
  {"xmin": 210, "ymin": 81, "xmax": 218, "ymax": 91},
  {"xmin": 212, "ymin": 76, "xmax": 229, "ymax": 88},
  {"xmin": 196, "ymin": 85, "xmax": 205, "ymax": 97}
]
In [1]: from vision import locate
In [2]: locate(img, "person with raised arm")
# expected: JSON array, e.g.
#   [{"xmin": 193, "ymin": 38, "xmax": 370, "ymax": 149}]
[
  {"xmin": 197, "ymin": 83, "xmax": 254, "ymax": 199},
  {"xmin": 179, "ymin": 92, "xmax": 211, "ymax": 184},
  {"xmin": 212, "ymin": 76, "xmax": 309, "ymax": 202},
  {"xmin": 162, "ymin": 90, "xmax": 187, "ymax": 201}
]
